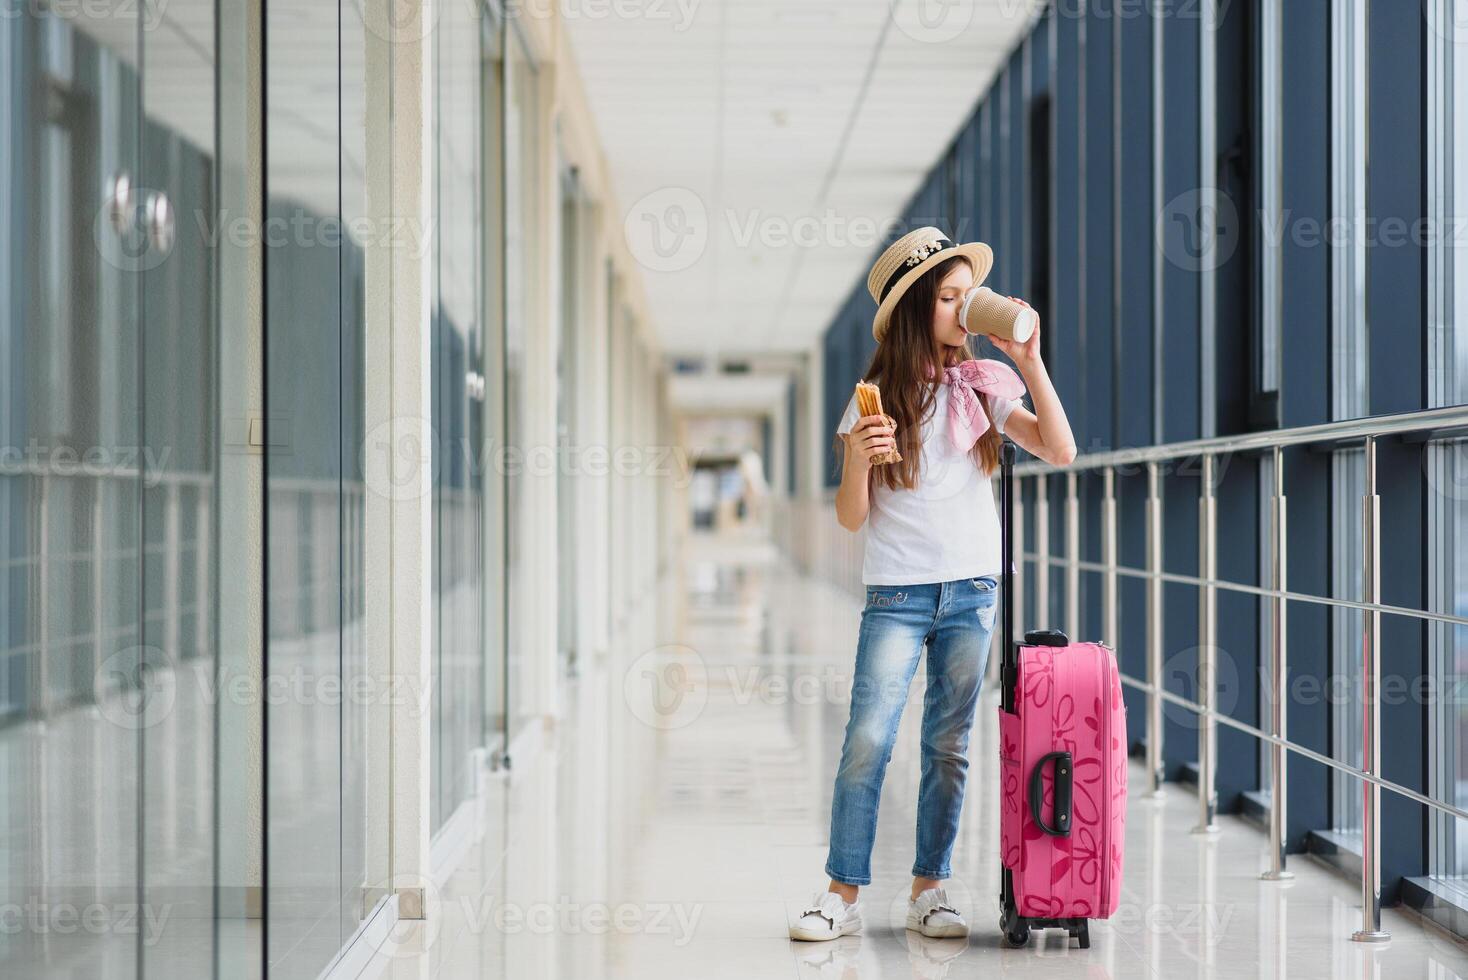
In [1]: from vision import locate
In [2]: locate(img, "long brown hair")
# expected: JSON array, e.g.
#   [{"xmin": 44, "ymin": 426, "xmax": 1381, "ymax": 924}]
[{"xmin": 849, "ymin": 255, "xmax": 1001, "ymax": 489}]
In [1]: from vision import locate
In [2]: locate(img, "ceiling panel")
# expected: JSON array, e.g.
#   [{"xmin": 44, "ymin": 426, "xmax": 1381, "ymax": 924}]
[{"xmin": 567, "ymin": 0, "xmax": 1038, "ymax": 359}]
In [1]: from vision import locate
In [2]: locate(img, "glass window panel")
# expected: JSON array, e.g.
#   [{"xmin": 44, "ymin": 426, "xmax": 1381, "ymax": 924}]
[
  {"xmin": 140, "ymin": 0, "xmax": 219, "ymax": 972},
  {"xmin": 504, "ymin": 27, "xmax": 538, "ymax": 748},
  {"xmin": 1429, "ymin": 0, "xmax": 1468, "ymax": 879},
  {"xmin": 263, "ymin": 0, "xmax": 346, "ymax": 973},
  {"xmin": 1, "ymin": 10, "xmax": 144, "ymax": 979},
  {"xmin": 432, "ymin": 0, "xmax": 489, "ymax": 833}
]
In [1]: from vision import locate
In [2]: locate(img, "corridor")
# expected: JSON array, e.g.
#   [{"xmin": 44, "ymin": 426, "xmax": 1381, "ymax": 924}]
[
  {"xmin": 13, "ymin": 1, "xmax": 1468, "ymax": 975},
  {"xmin": 357, "ymin": 539, "xmax": 1468, "ymax": 980}
]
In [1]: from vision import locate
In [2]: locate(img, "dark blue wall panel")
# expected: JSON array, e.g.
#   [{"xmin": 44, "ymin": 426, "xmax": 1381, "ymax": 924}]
[
  {"xmin": 1158, "ymin": 1, "xmax": 1201, "ymax": 443},
  {"xmin": 1052, "ymin": 10, "xmax": 1083, "ymax": 449},
  {"xmin": 1279, "ymin": 2, "xmax": 1330, "ymax": 429},
  {"xmin": 1083, "ymin": 1, "xmax": 1114, "ymax": 453},
  {"xmin": 1116, "ymin": 2, "xmax": 1154, "ymax": 449}
]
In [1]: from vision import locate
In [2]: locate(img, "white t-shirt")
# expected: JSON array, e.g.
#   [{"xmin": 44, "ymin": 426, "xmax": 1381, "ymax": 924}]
[{"xmin": 838, "ymin": 383, "xmax": 1020, "ymax": 586}]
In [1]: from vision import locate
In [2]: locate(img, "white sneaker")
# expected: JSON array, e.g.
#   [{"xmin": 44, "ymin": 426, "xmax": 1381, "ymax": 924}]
[
  {"xmin": 906, "ymin": 887, "xmax": 968, "ymax": 939},
  {"xmin": 789, "ymin": 890, "xmax": 862, "ymax": 941}
]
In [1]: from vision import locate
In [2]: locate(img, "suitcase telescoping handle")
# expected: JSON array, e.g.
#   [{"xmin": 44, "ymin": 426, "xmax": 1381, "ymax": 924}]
[
  {"xmin": 1000, "ymin": 441, "xmax": 1016, "ymax": 712},
  {"xmin": 1000, "ymin": 440, "xmax": 1070, "ymax": 713}
]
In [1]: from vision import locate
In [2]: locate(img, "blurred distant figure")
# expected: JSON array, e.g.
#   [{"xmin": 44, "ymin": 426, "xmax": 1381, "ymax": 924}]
[{"xmin": 737, "ymin": 449, "xmax": 768, "ymax": 527}]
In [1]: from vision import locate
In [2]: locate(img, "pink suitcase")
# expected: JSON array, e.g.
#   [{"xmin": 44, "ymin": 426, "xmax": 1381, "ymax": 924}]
[{"xmin": 996, "ymin": 441, "xmax": 1127, "ymax": 949}]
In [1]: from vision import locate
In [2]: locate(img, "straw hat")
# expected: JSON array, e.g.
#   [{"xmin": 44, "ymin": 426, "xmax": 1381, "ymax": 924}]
[{"xmin": 866, "ymin": 226, "xmax": 993, "ymax": 342}]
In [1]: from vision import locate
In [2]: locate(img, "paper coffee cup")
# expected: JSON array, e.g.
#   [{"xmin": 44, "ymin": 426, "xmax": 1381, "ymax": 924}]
[{"xmin": 960, "ymin": 287, "xmax": 1037, "ymax": 343}]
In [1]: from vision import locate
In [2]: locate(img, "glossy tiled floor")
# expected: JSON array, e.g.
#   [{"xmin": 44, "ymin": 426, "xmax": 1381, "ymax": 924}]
[{"xmin": 363, "ymin": 539, "xmax": 1468, "ymax": 979}]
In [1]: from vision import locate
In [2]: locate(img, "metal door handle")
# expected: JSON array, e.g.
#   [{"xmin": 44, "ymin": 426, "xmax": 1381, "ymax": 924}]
[
  {"xmin": 106, "ymin": 172, "xmax": 135, "ymax": 234},
  {"xmin": 145, "ymin": 191, "xmax": 174, "ymax": 254}
]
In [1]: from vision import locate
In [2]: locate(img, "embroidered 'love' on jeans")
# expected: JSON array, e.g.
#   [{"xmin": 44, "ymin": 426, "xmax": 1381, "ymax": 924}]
[{"xmin": 824, "ymin": 576, "xmax": 998, "ymax": 886}]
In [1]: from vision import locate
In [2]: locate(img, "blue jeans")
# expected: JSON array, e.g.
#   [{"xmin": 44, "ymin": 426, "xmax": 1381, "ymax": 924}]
[{"xmin": 824, "ymin": 576, "xmax": 998, "ymax": 886}]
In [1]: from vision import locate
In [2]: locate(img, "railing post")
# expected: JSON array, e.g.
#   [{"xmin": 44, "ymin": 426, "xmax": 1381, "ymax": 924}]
[
  {"xmin": 1353, "ymin": 437, "xmax": 1389, "ymax": 941},
  {"xmin": 1065, "ymin": 470, "xmax": 1079, "ymax": 640},
  {"xmin": 1102, "ymin": 467, "xmax": 1117, "ymax": 650},
  {"xmin": 37, "ymin": 473, "xmax": 49, "ymax": 718},
  {"xmin": 1035, "ymin": 474, "xmax": 1050, "ymax": 628},
  {"xmin": 1146, "ymin": 460, "xmax": 1165, "ymax": 797},
  {"xmin": 1261, "ymin": 446, "xmax": 1293, "ymax": 880},
  {"xmin": 1193, "ymin": 453, "xmax": 1220, "ymax": 835}
]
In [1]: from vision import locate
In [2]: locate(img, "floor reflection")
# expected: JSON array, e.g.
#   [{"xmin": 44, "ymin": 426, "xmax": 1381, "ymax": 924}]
[{"xmin": 339, "ymin": 535, "xmax": 1468, "ymax": 978}]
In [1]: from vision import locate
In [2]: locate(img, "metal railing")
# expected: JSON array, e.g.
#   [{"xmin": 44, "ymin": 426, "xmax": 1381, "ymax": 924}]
[
  {"xmin": 1012, "ymin": 403, "xmax": 1468, "ymax": 942},
  {"xmin": 0, "ymin": 462, "xmax": 214, "ymax": 725}
]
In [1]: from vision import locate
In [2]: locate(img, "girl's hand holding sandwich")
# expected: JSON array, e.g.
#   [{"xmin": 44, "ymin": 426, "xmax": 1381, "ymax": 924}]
[{"xmin": 849, "ymin": 416, "xmax": 896, "ymax": 470}]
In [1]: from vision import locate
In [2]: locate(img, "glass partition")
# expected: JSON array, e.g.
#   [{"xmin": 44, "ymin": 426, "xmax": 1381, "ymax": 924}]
[
  {"xmin": 483, "ymin": 10, "xmax": 508, "ymax": 760},
  {"xmin": 140, "ymin": 0, "xmax": 219, "ymax": 973},
  {"xmin": 503, "ymin": 25, "xmax": 539, "ymax": 750},
  {"xmin": 262, "ymin": 0, "xmax": 376, "ymax": 973},
  {"xmin": 0, "ymin": 11, "xmax": 144, "ymax": 979},
  {"xmin": 2, "ymin": 3, "xmax": 225, "ymax": 977},
  {"xmin": 432, "ymin": 0, "xmax": 492, "ymax": 833}
]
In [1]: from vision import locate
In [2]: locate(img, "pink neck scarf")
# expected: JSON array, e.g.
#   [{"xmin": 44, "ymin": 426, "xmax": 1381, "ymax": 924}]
[{"xmin": 936, "ymin": 359, "xmax": 1027, "ymax": 453}]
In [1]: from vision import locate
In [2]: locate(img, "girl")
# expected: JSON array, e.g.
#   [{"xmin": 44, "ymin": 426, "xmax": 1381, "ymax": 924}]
[{"xmin": 790, "ymin": 228, "xmax": 1076, "ymax": 942}]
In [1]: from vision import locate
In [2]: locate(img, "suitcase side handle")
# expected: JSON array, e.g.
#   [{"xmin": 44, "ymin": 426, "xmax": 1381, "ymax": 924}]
[{"xmin": 1028, "ymin": 751, "xmax": 1073, "ymax": 837}]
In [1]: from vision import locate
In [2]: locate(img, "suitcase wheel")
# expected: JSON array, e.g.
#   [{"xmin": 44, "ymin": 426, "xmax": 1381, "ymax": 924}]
[
  {"xmin": 1000, "ymin": 905, "xmax": 1030, "ymax": 947},
  {"xmin": 1069, "ymin": 919, "xmax": 1090, "ymax": 949}
]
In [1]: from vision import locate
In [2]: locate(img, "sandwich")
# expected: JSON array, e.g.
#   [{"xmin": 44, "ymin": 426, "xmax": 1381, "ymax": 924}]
[{"xmin": 854, "ymin": 381, "xmax": 902, "ymax": 465}]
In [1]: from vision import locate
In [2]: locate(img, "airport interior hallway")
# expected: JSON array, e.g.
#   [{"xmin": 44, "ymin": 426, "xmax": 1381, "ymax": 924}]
[{"xmin": 359, "ymin": 537, "xmax": 1468, "ymax": 980}]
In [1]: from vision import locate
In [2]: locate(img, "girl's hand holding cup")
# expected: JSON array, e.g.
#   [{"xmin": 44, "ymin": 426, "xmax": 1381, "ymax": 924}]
[{"xmin": 961, "ymin": 288, "xmax": 1042, "ymax": 366}]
